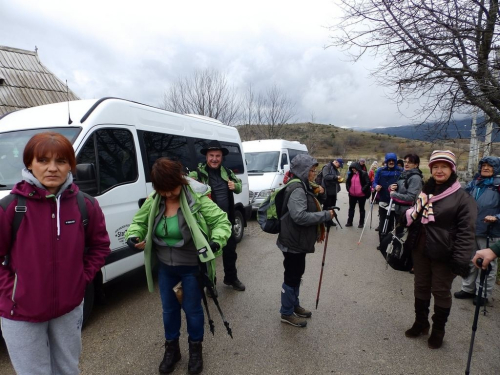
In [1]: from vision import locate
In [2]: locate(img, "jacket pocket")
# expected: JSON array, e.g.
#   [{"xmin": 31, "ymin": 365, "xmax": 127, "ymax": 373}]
[{"xmin": 11, "ymin": 272, "xmax": 18, "ymax": 303}]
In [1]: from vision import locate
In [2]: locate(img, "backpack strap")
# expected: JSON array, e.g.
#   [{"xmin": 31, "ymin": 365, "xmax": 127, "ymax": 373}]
[
  {"xmin": 77, "ymin": 191, "xmax": 91, "ymax": 228},
  {"xmin": 0, "ymin": 194, "xmax": 26, "ymax": 241}
]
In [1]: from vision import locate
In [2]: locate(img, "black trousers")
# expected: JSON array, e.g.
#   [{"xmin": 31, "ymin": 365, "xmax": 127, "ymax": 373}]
[
  {"xmin": 283, "ymin": 252, "xmax": 306, "ymax": 287},
  {"xmin": 222, "ymin": 234, "xmax": 238, "ymax": 283},
  {"xmin": 348, "ymin": 195, "xmax": 367, "ymax": 225},
  {"xmin": 323, "ymin": 194, "xmax": 337, "ymax": 210}
]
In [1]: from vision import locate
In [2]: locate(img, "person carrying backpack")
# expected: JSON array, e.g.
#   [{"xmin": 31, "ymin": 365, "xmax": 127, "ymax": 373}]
[
  {"xmin": 0, "ymin": 132, "xmax": 110, "ymax": 375},
  {"xmin": 321, "ymin": 158, "xmax": 343, "ymax": 210},
  {"xmin": 277, "ymin": 154, "xmax": 335, "ymax": 328},
  {"xmin": 373, "ymin": 153, "xmax": 403, "ymax": 243},
  {"xmin": 454, "ymin": 156, "xmax": 500, "ymax": 306},
  {"xmin": 389, "ymin": 154, "xmax": 423, "ymax": 217}
]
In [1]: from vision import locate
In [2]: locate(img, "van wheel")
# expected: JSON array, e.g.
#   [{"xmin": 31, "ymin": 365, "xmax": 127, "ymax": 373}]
[
  {"xmin": 233, "ymin": 210, "xmax": 244, "ymax": 243},
  {"xmin": 83, "ymin": 282, "xmax": 95, "ymax": 327}
]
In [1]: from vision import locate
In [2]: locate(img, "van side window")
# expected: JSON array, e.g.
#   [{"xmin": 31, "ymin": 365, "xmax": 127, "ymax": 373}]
[
  {"xmin": 280, "ymin": 153, "xmax": 288, "ymax": 169},
  {"xmin": 141, "ymin": 131, "xmax": 191, "ymax": 175},
  {"xmin": 76, "ymin": 129, "xmax": 138, "ymax": 195},
  {"xmin": 288, "ymin": 149, "xmax": 307, "ymax": 164},
  {"xmin": 194, "ymin": 139, "xmax": 245, "ymax": 174}
]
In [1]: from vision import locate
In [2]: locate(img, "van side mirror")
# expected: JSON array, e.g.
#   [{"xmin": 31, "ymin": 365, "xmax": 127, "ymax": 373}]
[
  {"xmin": 283, "ymin": 164, "xmax": 290, "ymax": 173},
  {"xmin": 75, "ymin": 163, "xmax": 98, "ymax": 196}
]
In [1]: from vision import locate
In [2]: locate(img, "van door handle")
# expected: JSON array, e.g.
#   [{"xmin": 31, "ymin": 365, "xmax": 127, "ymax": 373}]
[{"xmin": 138, "ymin": 198, "xmax": 146, "ymax": 208}]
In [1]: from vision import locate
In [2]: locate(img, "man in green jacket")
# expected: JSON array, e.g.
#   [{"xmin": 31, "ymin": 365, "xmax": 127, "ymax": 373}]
[{"xmin": 189, "ymin": 140, "xmax": 246, "ymax": 292}]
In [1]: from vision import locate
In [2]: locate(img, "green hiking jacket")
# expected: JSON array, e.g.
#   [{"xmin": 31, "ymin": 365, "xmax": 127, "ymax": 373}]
[
  {"xmin": 125, "ymin": 178, "xmax": 231, "ymax": 292},
  {"xmin": 189, "ymin": 164, "xmax": 242, "ymax": 194}
]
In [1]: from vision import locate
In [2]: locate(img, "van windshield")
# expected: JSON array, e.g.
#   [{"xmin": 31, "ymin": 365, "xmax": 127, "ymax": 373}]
[
  {"xmin": 245, "ymin": 151, "xmax": 280, "ymax": 173},
  {"xmin": 0, "ymin": 128, "xmax": 81, "ymax": 190}
]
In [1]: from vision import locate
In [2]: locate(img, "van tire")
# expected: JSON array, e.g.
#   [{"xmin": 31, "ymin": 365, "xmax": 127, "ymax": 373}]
[
  {"xmin": 233, "ymin": 210, "xmax": 244, "ymax": 243},
  {"xmin": 83, "ymin": 282, "xmax": 95, "ymax": 327}
]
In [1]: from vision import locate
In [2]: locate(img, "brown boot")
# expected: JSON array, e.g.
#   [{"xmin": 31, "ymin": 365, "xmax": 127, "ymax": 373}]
[
  {"xmin": 159, "ymin": 339, "xmax": 181, "ymax": 374},
  {"xmin": 428, "ymin": 305, "xmax": 450, "ymax": 349},
  {"xmin": 405, "ymin": 298, "xmax": 430, "ymax": 338}
]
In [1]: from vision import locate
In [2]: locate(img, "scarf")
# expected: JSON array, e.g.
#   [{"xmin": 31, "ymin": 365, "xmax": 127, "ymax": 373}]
[
  {"xmin": 405, "ymin": 180, "xmax": 461, "ymax": 226},
  {"xmin": 474, "ymin": 176, "xmax": 494, "ymax": 200}
]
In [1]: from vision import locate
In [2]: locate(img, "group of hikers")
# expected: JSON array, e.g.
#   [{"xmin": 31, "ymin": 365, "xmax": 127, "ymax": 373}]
[
  {"xmin": 0, "ymin": 132, "xmax": 499, "ymax": 375},
  {"xmin": 318, "ymin": 151, "xmax": 499, "ymax": 351}
]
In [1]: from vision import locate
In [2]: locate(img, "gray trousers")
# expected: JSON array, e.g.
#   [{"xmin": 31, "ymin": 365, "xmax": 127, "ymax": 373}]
[
  {"xmin": 1, "ymin": 301, "xmax": 84, "ymax": 375},
  {"xmin": 461, "ymin": 237, "xmax": 499, "ymax": 298}
]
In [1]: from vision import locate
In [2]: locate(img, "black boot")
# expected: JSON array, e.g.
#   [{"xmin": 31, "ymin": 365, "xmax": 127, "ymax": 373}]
[
  {"xmin": 405, "ymin": 298, "xmax": 430, "ymax": 338},
  {"xmin": 428, "ymin": 305, "xmax": 450, "ymax": 349},
  {"xmin": 358, "ymin": 210, "xmax": 366, "ymax": 228},
  {"xmin": 188, "ymin": 340, "xmax": 203, "ymax": 375},
  {"xmin": 159, "ymin": 339, "xmax": 181, "ymax": 374}
]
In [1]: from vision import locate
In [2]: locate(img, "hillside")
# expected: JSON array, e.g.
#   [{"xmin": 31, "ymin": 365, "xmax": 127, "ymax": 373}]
[
  {"xmin": 366, "ymin": 117, "xmax": 500, "ymax": 143},
  {"xmin": 237, "ymin": 122, "xmax": 500, "ymax": 175}
]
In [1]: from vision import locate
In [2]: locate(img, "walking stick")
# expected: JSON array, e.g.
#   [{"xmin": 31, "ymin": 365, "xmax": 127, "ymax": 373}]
[
  {"xmin": 315, "ymin": 207, "xmax": 340, "ymax": 309},
  {"xmin": 359, "ymin": 192, "xmax": 378, "ymax": 245},
  {"xmin": 465, "ymin": 258, "xmax": 492, "ymax": 375},
  {"xmin": 369, "ymin": 191, "xmax": 379, "ymax": 229},
  {"xmin": 381, "ymin": 198, "xmax": 394, "ymax": 235}
]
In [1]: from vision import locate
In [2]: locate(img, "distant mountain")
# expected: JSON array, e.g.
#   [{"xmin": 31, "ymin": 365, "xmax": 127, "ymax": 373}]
[{"xmin": 366, "ymin": 118, "xmax": 500, "ymax": 142}]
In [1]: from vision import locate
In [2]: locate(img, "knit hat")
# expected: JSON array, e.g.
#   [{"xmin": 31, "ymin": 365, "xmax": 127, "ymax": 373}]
[
  {"xmin": 335, "ymin": 158, "xmax": 344, "ymax": 168},
  {"xmin": 428, "ymin": 150, "xmax": 456, "ymax": 172},
  {"xmin": 359, "ymin": 158, "xmax": 366, "ymax": 163}
]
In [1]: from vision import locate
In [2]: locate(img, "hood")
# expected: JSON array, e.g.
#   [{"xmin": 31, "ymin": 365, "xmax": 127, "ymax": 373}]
[
  {"xmin": 384, "ymin": 153, "xmax": 397, "ymax": 163},
  {"xmin": 349, "ymin": 162, "xmax": 363, "ymax": 173},
  {"xmin": 478, "ymin": 156, "xmax": 500, "ymax": 175},
  {"xmin": 290, "ymin": 154, "xmax": 318, "ymax": 183}
]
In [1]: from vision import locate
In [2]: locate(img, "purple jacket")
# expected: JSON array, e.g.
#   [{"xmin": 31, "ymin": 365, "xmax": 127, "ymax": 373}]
[{"xmin": 0, "ymin": 181, "xmax": 110, "ymax": 322}]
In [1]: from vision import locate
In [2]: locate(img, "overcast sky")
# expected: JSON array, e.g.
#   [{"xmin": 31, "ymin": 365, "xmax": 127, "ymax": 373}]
[{"xmin": 1, "ymin": 0, "xmax": 422, "ymax": 128}]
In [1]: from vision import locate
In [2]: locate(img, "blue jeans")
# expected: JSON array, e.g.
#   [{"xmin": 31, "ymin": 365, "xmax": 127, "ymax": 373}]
[{"xmin": 158, "ymin": 263, "xmax": 204, "ymax": 341}]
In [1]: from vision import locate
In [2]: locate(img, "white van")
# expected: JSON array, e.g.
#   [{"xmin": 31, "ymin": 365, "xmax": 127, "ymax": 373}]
[
  {"xmin": 242, "ymin": 139, "xmax": 308, "ymax": 210},
  {"xmin": 0, "ymin": 98, "xmax": 251, "ymax": 322}
]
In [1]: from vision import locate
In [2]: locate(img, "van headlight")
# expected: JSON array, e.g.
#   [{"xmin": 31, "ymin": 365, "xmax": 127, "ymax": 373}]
[{"xmin": 258, "ymin": 189, "xmax": 273, "ymax": 198}]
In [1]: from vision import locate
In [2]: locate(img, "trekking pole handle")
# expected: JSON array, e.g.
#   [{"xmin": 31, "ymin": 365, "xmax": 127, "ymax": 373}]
[{"xmin": 475, "ymin": 258, "xmax": 493, "ymax": 273}]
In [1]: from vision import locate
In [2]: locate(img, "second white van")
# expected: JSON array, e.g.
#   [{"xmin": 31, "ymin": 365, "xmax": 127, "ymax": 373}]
[{"xmin": 242, "ymin": 139, "xmax": 308, "ymax": 210}]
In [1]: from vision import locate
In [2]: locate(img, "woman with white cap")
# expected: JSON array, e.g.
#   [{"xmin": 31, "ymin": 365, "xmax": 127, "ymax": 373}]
[{"xmin": 403, "ymin": 150, "xmax": 476, "ymax": 349}]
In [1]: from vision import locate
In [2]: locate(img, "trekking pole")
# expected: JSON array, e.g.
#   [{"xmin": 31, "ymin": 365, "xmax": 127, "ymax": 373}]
[
  {"xmin": 381, "ymin": 198, "xmax": 394, "ymax": 235},
  {"xmin": 358, "ymin": 192, "xmax": 378, "ymax": 245},
  {"xmin": 197, "ymin": 265, "xmax": 215, "ymax": 335},
  {"xmin": 369, "ymin": 191, "xmax": 379, "ymax": 230},
  {"xmin": 316, "ymin": 207, "xmax": 340, "ymax": 309},
  {"xmin": 465, "ymin": 258, "xmax": 492, "ymax": 375}
]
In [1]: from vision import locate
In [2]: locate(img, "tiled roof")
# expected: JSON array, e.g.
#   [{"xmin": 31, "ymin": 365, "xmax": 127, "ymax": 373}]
[{"xmin": 0, "ymin": 45, "xmax": 80, "ymax": 116}]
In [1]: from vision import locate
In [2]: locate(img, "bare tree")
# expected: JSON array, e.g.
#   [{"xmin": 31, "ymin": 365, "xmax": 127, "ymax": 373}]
[
  {"xmin": 329, "ymin": 0, "xmax": 500, "ymax": 135},
  {"xmin": 254, "ymin": 84, "xmax": 297, "ymax": 139},
  {"xmin": 161, "ymin": 68, "xmax": 240, "ymax": 126}
]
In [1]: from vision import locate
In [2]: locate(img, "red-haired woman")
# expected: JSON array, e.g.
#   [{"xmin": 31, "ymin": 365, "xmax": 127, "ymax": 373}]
[
  {"xmin": 126, "ymin": 158, "xmax": 231, "ymax": 375},
  {"xmin": 0, "ymin": 132, "xmax": 110, "ymax": 374}
]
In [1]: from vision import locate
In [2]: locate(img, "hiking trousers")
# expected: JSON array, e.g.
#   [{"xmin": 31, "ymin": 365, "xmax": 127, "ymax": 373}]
[{"xmin": 1, "ymin": 301, "xmax": 83, "ymax": 375}]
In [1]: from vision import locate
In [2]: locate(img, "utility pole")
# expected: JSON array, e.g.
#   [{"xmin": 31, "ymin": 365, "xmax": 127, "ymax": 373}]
[{"xmin": 484, "ymin": 47, "xmax": 500, "ymax": 158}]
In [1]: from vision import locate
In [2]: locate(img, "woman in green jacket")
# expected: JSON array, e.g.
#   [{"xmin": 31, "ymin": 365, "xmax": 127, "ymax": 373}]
[{"xmin": 126, "ymin": 158, "xmax": 231, "ymax": 375}]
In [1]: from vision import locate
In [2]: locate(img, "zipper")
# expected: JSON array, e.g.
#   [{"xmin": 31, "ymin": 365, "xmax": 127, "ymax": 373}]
[{"xmin": 10, "ymin": 272, "xmax": 18, "ymax": 315}]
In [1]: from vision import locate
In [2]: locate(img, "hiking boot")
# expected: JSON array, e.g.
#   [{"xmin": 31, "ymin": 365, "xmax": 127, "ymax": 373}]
[
  {"xmin": 345, "ymin": 222, "xmax": 353, "ymax": 227},
  {"xmin": 159, "ymin": 339, "xmax": 181, "ymax": 374},
  {"xmin": 224, "ymin": 278, "xmax": 246, "ymax": 291},
  {"xmin": 294, "ymin": 305, "xmax": 312, "ymax": 318},
  {"xmin": 358, "ymin": 223, "xmax": 363, "ymax": 228},
  {"xmin": 454, "ymin": 290, "xmax": 475, "ymax": 299},
  {"xmin": 473, "ymin": 296, "xmax": 488, "ymax": 306},
  {"xmin": 188, "ymin": 340, "xmax": 203, "ymax": 375},
  {"xmin": 375, "ymin": 226, "xmax": 380, "ymax": 231},
  {"xmin": 281, "ymin": 314, "xmax": 307, "ymax": 327}
]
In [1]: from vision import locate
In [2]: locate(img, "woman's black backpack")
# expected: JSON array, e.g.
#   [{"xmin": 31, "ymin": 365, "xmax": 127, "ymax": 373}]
[{"xmin": 379, "ymin": 226, "xmax": 413, "ymax": 272}]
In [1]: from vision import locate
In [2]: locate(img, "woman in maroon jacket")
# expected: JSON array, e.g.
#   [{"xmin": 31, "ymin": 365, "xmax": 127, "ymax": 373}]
[{"xmin": 0, "ymin": 132, "xmax": 110, "ymax": 375}]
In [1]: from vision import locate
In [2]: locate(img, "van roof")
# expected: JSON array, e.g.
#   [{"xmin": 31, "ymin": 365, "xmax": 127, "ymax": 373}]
[
  {"xmin": 0, "ymin": 98, "xmax": 237, "ymax": 142},
  {"xmin": 242, "ymin": 139, "xmax": 308, "ymax": 152}
]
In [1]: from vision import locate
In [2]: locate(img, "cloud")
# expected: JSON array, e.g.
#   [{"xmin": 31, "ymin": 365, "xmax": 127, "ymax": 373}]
[{"xmin": 1, "ymin": 0, "xmax": 422, "ymax": 128}]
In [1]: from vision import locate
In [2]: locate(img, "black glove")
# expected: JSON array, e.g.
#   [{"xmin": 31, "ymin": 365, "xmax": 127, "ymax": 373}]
[
  {"xmin": 209, "ymin": 241, "xmax": 220, "ymax": 252},
  {"xmin": 126, "ymin": 237, "xmax": 140, "ymax": 251}
]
